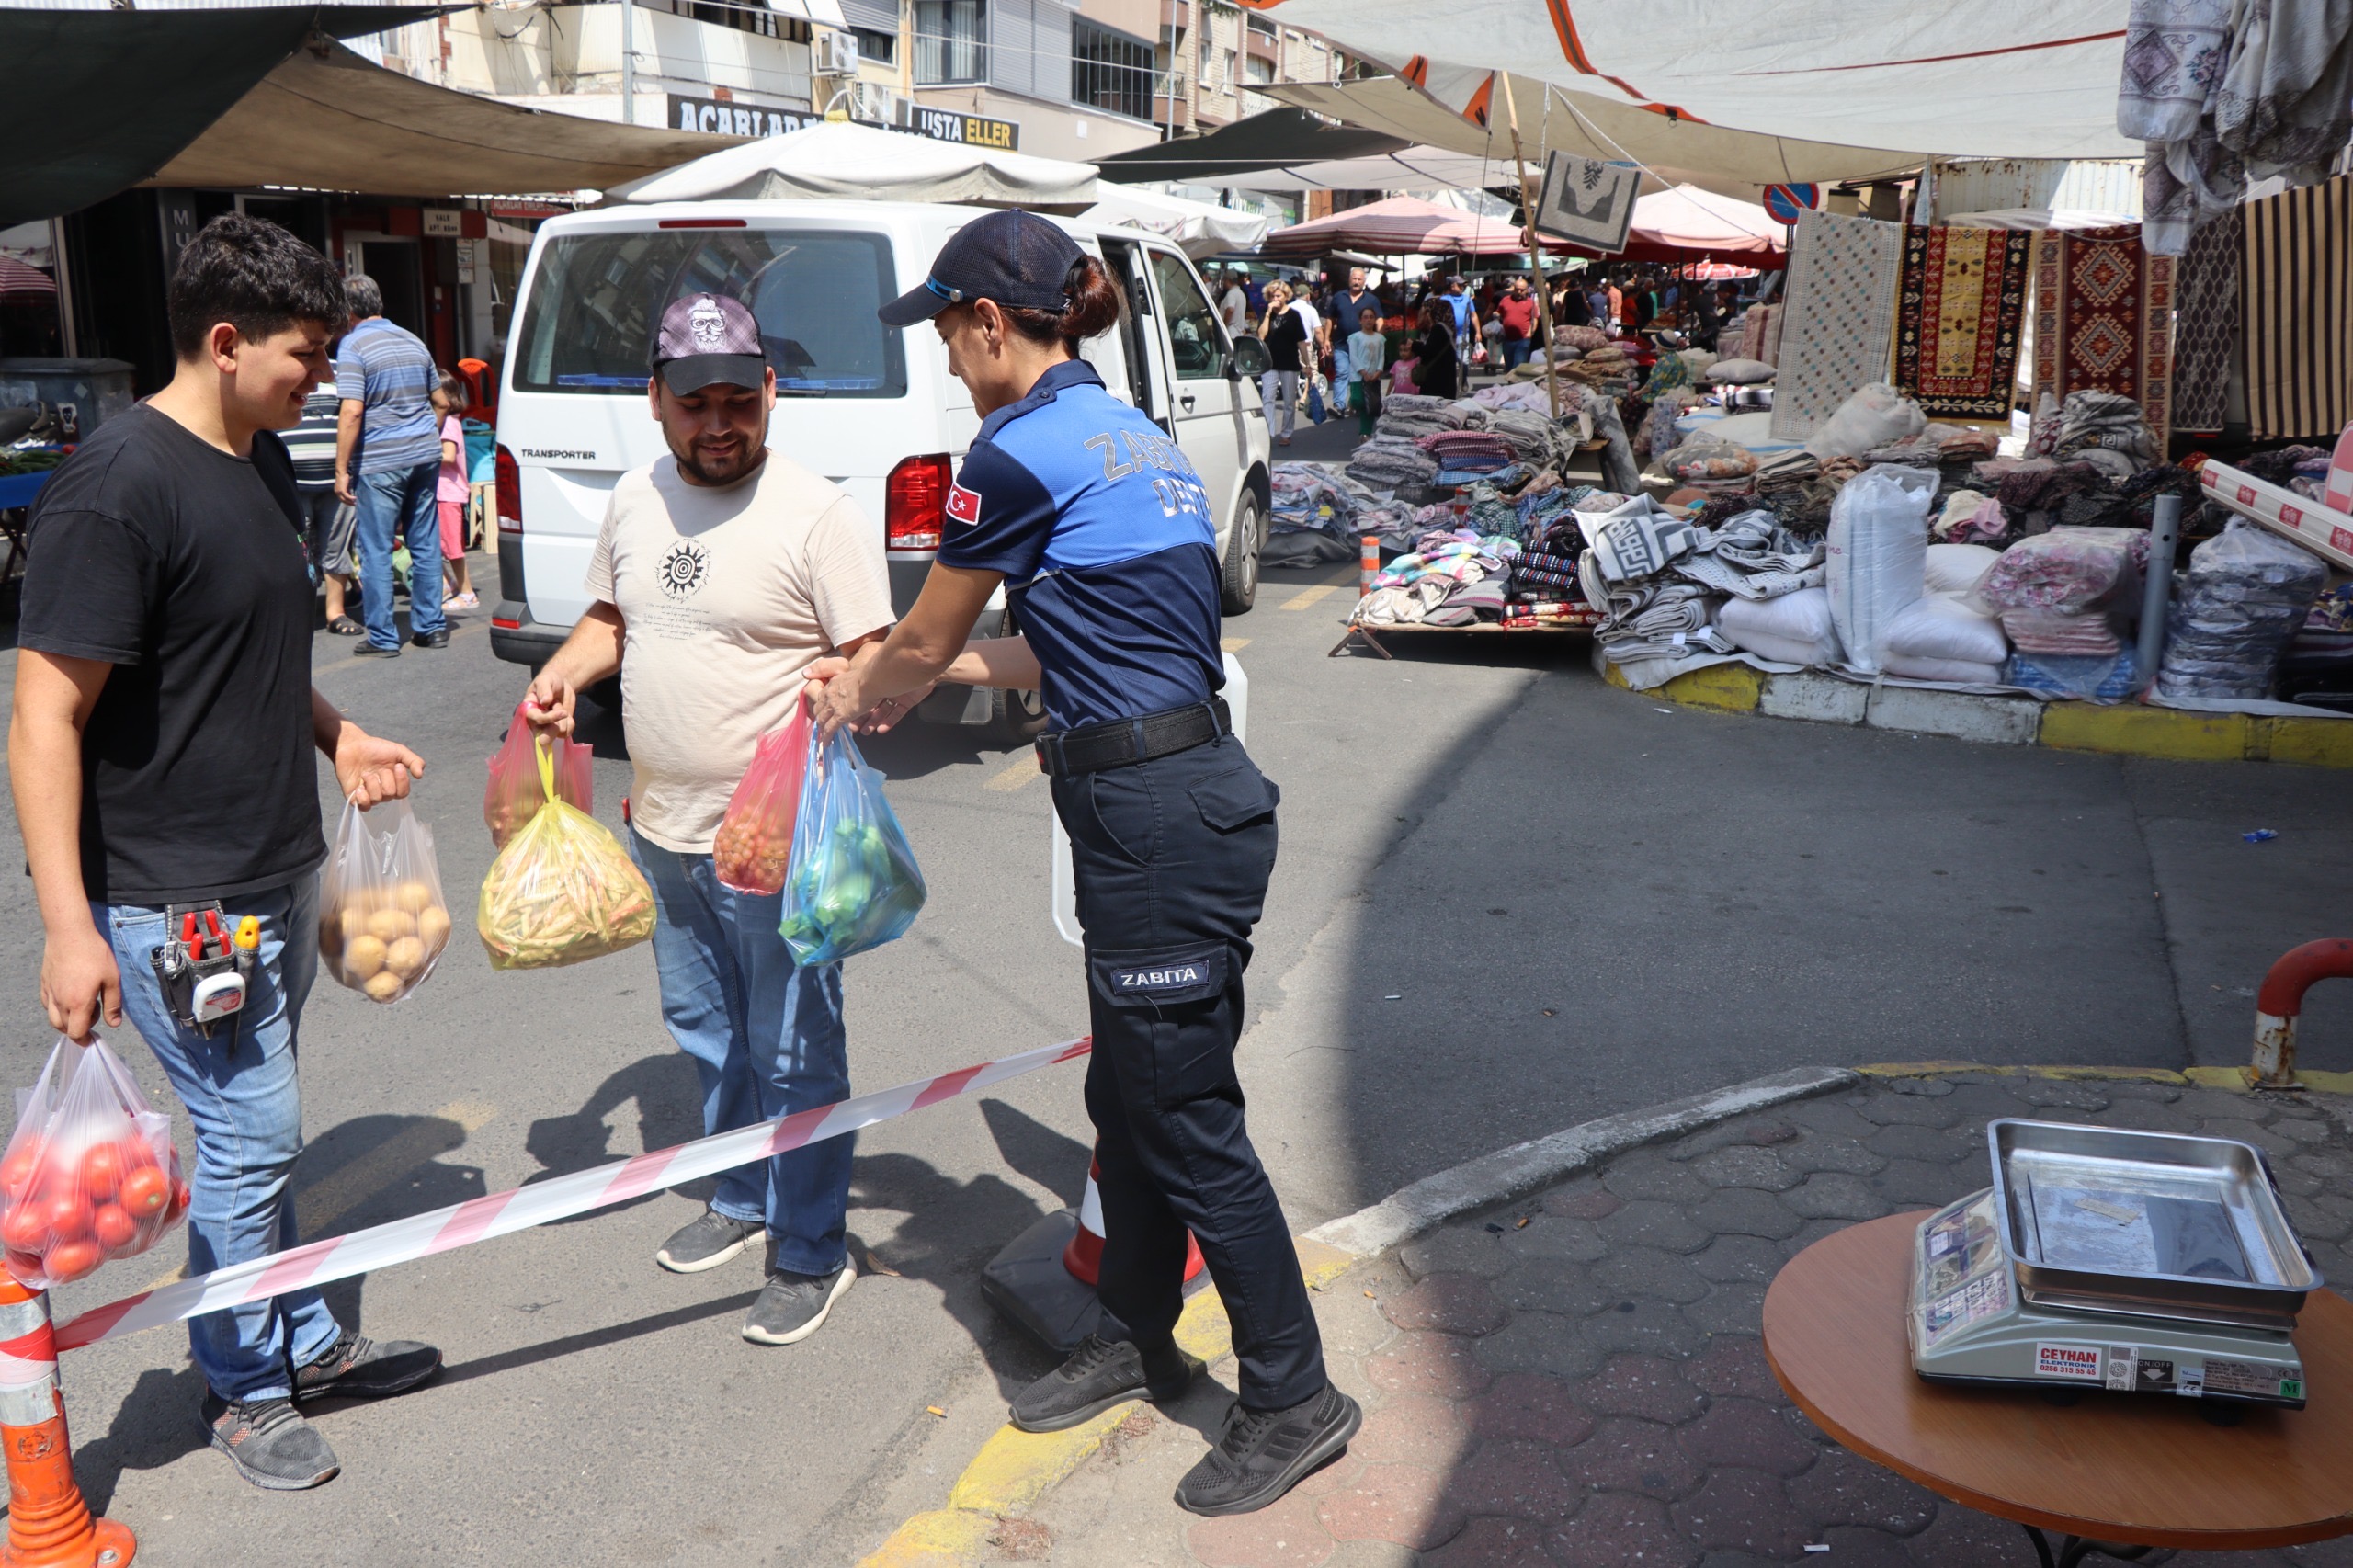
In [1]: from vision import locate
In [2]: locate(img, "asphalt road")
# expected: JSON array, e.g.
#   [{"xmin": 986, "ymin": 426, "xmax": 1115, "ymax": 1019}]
[{"xmin": 0, "ymin": 523, "xmax": 2347, "ymax": 1565}]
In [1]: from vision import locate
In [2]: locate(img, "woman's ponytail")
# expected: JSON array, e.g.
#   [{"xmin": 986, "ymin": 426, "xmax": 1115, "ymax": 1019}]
[{"xmin": 1000, "ymin": 255, "xmax": 1126, "ymax": 351}]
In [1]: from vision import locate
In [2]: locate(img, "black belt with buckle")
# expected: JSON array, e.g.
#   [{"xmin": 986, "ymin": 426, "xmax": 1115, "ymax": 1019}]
[{"xmin": 1035, "ymin": 698, "xmax": 1232, "ymax": 778}]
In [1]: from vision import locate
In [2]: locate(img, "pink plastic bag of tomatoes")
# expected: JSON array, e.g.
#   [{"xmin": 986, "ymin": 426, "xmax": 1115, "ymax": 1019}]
[
  {"xmin": 712, "ymin": 702, "xmax": 812, "ymax": 896},
  {"xmin": 484, "ymin": 702, "xmax": 593, "ymax": 850},
  {"xmin": 0, "ymin": 1037, "xmax": 188, "ymax": 1290}
]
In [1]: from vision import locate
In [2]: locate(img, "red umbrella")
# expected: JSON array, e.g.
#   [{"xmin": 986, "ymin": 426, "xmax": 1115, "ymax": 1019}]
[
  {"xmin": 1682, "ymin": 261, "xmax": 1761, "ymax": 280},
  {"xmin": 0, "ymin": 257, "xmax": 57, "ymax": 299}
]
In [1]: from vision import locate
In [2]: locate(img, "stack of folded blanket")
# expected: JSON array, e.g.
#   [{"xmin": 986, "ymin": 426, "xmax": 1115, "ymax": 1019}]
[{"xmin": 1345, "ymin": 437, "xmax": 1439, "ymax": 491}]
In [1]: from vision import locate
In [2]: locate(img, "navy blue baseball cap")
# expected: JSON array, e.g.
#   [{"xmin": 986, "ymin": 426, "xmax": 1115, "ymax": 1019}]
[{"xmin": 878, "ymin": 210, "xmax": 1084, "ymax": 327}]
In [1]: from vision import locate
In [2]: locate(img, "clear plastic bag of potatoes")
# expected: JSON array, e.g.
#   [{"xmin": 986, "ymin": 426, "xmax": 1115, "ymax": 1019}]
[{"xmin": 318, "ymin": 798, "xmax": 454, "ymax": 1004}]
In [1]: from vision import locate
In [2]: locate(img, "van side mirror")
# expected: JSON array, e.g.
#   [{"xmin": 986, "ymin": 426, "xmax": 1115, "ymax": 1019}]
[{"xmin": 1228, "ymin": 336, "xmax": 1271, "ymax": 379}]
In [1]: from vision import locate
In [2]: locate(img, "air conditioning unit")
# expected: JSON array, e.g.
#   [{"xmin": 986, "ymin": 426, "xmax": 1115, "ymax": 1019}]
[
  {"xmin": 850, "ymin": 81, "xmax": 901, "ymax": 124},
  {"xmin": 817, "ymin": 29, "xmax": 860, "ymax": 75}
]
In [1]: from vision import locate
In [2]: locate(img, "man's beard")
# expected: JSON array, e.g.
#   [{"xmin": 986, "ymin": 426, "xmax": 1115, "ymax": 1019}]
[{"xmin": 669, "ymin": 414, "xmax": 769, "ymax": 485}]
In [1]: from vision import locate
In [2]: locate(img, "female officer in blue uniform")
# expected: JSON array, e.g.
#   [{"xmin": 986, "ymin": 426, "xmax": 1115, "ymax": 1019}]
[{"xmin": 808, "ymin": 210, "xmax": 1358, "ymax": 1517}]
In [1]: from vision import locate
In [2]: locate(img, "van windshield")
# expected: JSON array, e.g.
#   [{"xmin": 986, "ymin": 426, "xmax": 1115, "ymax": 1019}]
[{"xmin": 514, "ymin": 227, "xmax": 905, "ymax": 397}]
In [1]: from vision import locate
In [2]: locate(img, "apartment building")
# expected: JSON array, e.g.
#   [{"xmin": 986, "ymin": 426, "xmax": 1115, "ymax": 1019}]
[{"xmin": 1153, "ymin": 1, "xmax": 1350, "ymax": 135}]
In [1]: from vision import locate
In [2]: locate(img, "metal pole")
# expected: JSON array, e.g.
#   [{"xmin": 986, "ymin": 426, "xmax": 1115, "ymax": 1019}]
[
  {"xmin": 2137, "ymin": 493, "xmax": 2182, "ymax": 688},
  {"xmin": 1496, "ymin": 74, "xmax": 1562, "ymax": 422},
  {"xmin": 620, "ymin": 0, "xmax": 635, "ymax": 124}
]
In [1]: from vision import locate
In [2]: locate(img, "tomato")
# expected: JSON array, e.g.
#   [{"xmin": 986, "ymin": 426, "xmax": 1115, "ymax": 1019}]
[
  {"xmin": 90, "ymin": 1204, "xmax": 138, "ymax": 1250},
  {"xmin": 0, "ymin": 1205, "xmax": 44, "ymax": 1253},
  {"xmin": 2, "ymin": 1250, "xmax": 41, "ymax": 1286},
  {"xmin": 38, "ymin": 1190, "xmax": 90, "ymax": 1242},
  {"xmin": 164, "ymin": 1181, "xmax": 191, "ymax": 1225},
  {"xmin": 76, "ymin": 1134, "xmax": 133, "ymax": 1196},
  {"xmin": 0, "ymin": 1145, "xmax": 40, "ymax": 1199},
  {"xmin": 42, "ymin": 1239, "xmax": 102, "ymax": 1283},
  {"xmin": 119, "ymin": 1167, "xmax": 169, "ymax": 1219}
]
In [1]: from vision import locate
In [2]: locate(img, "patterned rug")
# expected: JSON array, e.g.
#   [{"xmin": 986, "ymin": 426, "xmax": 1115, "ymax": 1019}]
[
  {"xmin": 2031, "ymin": 224, "xmax": 2176, "ymax": 450},
  {"xmin": 1893, "ymin": 226, "xmax": 2033, "ymax": 418},
  {"xmin": 2171, "ymin": 209, "xmax": 2241, "ymax": 433},
  {"xmin": 1769, "ymin": 210, "xmax": 1904, "ymax": 441},
  {"xmin": 2243, "ymin": 174, "xmax": 2352, "ymax": 440}
]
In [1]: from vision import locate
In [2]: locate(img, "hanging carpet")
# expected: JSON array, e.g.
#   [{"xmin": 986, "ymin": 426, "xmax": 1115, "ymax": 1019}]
[
  {"xmin": 1769, "ymin": 210, "xmax": 1904, "ymax": 441},
  {"xmin": 2170, "ymin": 206, "xmax": 2242, "ymax": 433},
  {"xmin": 1893, "ymin": 225, "xmax": 2035, "ymax": 418},
  {"xmin": 2242, "ymin": 172, "xmax": 2352, "ymax": 440},
  {"xmin": 2031, "ymin": 224, "xmax": 2177, "ymax": 451}
]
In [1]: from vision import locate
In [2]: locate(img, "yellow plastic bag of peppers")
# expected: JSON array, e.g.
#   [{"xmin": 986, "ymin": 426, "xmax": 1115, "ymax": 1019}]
[{"xmin": 477, "ymin": 735, "xmax": 655, "ymax": 970}]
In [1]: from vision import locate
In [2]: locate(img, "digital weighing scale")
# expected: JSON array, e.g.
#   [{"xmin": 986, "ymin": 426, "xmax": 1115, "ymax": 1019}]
[{"xmin": 1910, "ymin": 1119, "xmax": 2319, "ymax": 1410}]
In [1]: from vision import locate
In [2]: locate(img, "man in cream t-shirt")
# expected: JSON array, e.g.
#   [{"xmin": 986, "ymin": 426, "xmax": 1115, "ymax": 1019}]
[{"xmin": 522, "ymin": 291, "xmax": 892, "ymax": 1348}]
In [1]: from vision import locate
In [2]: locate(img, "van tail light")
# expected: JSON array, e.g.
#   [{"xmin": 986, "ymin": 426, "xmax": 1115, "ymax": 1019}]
[
  {"xmin": 495, "ymin": 443, "xmax": 523, "ymax": 534},
  {"xmin": 886, "ymin": 453, "xmax": 952, "ymax": 551}
]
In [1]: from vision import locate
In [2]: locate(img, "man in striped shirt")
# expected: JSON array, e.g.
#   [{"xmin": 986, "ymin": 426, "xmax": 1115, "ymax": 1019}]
[
  {"xmin": 332, "ymin": 276, "xmax": 446, "ymax": 655},
  {"xmin": 281, "ymin": 385, "xmax": 362, "ymax": 631}
]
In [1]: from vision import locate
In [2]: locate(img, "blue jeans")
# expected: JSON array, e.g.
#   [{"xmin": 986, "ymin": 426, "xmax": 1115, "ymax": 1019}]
[
  {"xmin": 353, "ymin": 460, "xmax": 445, "ymax": 650},
  {"xmin": 627, "ymin": 825, "xmax": 852, "ymax": 1275},
  {"xmin": 1503, "ymin": 337, "xmax": 1533, "ymax": 369},
  {"xmin": 99, "ymin": 878, "xmax": 341, "ymax": 1403}
]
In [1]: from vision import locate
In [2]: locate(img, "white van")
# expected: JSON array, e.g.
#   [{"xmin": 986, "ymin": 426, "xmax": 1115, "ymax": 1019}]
[{"xmin": 489, "ymin": 199, "xmax": 1274, "ymax": 737}]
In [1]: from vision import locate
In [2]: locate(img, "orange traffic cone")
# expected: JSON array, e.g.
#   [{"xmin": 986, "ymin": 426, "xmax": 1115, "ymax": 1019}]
[
  {"xmin": 0, "ymin": 1276, "xmax": 132, "ymax": 1568},
  {"xmin": 1060, "ymin": 1155, "xmax": 1205, "ymax": 1290}
]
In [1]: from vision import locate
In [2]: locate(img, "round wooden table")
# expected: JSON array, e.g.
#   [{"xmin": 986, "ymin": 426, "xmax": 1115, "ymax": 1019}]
[{"xmin": 1763, "ymin": 1212, "xmax": 2353, "ymax": 1568}]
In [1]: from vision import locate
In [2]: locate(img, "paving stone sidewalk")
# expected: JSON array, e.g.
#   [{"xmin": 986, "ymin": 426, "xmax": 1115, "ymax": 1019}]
[{"xmin": 1011, "ymin": 1072, "xmax": 2353, "ymax": 1567}]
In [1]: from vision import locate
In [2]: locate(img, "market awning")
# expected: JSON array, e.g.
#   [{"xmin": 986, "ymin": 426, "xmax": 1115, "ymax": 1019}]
[
  {"xmin": 1258, "ymin": 195, "xmax": 1548, "ymax": 258},
  {"xmin": 0, "ymin": 5, "xmax": 451, "ymax": 224},
  {"xmin": 1238, "ymin": 2, "xmax": 2140, "ymax": 162},
  {"xmin": 1215, "ymin": 147, "xmax": 1539, "ymax": 196},
  {"xmin": 1267, "ymin": 76, "xmax": 1922, "ymax": 200},
  {"xmin": 1080, "ymin": 187, "xmax": 1271, "ymax": 259},
  {"xmin": 145, "ymin": 36, "xmax": 743, "ymax": 197},
  {"xmin": 1619, "ymin": 186, "xmax": 1785, "ymax": 259},
  {"xmin": 1094, "ymin": 108, "xmax": 1409, "ymax": 185},
  {"xmin": 607, "ymin": 120, "xmax": 1098, "ymax": 208}
]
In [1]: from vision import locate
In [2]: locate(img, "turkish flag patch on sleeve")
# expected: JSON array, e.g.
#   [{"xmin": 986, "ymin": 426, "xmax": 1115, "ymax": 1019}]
[{"xmin": 946, "ymin": 483, "xmax": 981, "ymax": 525}]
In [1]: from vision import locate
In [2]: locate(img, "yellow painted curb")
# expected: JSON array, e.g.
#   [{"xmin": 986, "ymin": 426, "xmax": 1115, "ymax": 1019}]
[
  {"xmin": 2040, "ymin": 703, "xmax": 2251, "ymax": 762},
  {"xmin": 856, "ymin": 1237, "xmax": 1368, "ymax": 1568},
  {"xmin": 2262, "ymin": 716, "xmax": 2353, "ymax": 768},
  {"xmin": 1660, "ymin": 664, "xmax": 1763, "ymax": 714},
  {"xmin": 1859, "ymin": 1061, "xmax": 2353, "ymax": 1095}
]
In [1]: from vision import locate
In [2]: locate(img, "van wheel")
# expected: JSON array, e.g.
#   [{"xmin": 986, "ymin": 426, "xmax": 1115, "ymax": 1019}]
[
  {"xmin": 1221, "ymin": 491, "xmax": 1264, "ymax": 615},
  {"xmin": 993, "ymin": 685, "xmax": 1050, "ymax": 744}
]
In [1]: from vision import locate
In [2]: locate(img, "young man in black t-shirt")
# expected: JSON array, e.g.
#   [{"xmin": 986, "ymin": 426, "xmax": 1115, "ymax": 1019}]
[{"xmin": 8, "ymin": 216, "xmax": 442, "ymax": 1492}]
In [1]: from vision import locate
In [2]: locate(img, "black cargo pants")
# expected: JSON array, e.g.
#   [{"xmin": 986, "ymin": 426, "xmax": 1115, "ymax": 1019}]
[{"xmin": 1051, "ymin": 733, "xmax": 1328, "ymax": 1411}]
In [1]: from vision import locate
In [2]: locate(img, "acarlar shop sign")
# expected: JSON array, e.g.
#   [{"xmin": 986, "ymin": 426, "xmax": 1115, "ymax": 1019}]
[{"xmin": 666, "ymin": 93, "xmax": 1017, "ymax": 152}]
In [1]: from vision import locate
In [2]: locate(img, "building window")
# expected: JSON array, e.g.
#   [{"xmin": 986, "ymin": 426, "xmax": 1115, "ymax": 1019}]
[
  {"xmin": 1071, "ymin": 19, "xmax": 1154, "ymax": 121},
  {"xmin": 851, "ymin": 26, "xmax": 897, "ymax": 66},
  {"xmin": 915, "ymin": 0, "xmax": 985, "ymax": 84}
]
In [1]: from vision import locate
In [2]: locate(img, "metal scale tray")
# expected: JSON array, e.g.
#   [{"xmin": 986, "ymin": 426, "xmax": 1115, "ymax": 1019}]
[{"xmin": 1989, "ymin": 1119, "xmax": 2320, "ymax": 1331}]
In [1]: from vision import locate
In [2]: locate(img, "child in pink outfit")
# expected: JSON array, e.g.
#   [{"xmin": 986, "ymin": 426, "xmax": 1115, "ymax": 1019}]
[{"xmin": 432, "ymin": 374, "xmax": 477, "ymax": 609}]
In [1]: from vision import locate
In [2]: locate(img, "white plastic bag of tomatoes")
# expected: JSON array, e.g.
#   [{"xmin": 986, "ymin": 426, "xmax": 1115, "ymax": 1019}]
[{"xmin": 0, "ymin": 1038, "xmax": 188, "ymax": 1289}]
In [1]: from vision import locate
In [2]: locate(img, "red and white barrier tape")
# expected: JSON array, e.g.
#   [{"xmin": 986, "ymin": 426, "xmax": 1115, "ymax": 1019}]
[{"xmin": 53, "ymin": 1036, "xmax": 1092, "ymax": 1353}]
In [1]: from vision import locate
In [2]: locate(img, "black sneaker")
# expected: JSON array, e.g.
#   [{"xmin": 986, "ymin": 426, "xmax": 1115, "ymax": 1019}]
[
  {"xmin": 1175, "ymin": 1383, "xmax": 1362, "ymax": 1517},
  {"xmin": 742, "ymin": 1258, "xmax": 855, "ymax": 1346},
  {"xmin": 655, "ymin": 1210, "xmax": 768, "ymax": 1275},
  {"xmin": 200, "ymin": 1392, "xmax": 340, "ymax": 1491},
  {"xmin": 1009, "ymin": 1332, "xmax": 1204, "ymax": 1434},
  {"xmin": 352, "ymin": 642, "xmax": 402, "ymax": 659},
  {"xmin": 292, "ymin": 1331, "xmax": 442, "ymax": 1402},
  {"xmin": 410, "ymin": 629, "xmax": 449, "ymax": 649}
]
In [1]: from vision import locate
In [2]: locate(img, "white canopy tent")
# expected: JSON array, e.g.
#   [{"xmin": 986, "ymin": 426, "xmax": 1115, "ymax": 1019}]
[
  {"xmin": 1079, "ymin": 186, "xmax": 1270, "ymax": 258},
  {"xmin": 608, "ymin": 120, "xmax": 1099, "ymax": 209},
  {"xmin": 1214, "ymin": 146, "xmax": 1540, "ymax": 195},
  {"xmin": 1245, "ymin": 1, "xmax": 2138, "ymax": 162}
]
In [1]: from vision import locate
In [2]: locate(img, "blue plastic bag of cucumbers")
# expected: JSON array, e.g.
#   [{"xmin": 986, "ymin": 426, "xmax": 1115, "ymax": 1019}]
[{"xmin": 777, "ymin": 725, "xmax": 926, "ymax": 966}]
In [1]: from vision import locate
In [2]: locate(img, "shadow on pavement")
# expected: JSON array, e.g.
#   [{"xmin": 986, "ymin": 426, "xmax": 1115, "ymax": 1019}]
[
  {"xmin": 523, "ymin": 1051, "xmax": 708, "ymax": 1214},
  {"xmin": 977, "ymin": 1097, "xmax": 1090, "ymax": 1209},
  {"xmin": 427, "ymin": 1288, "xmax": 761, "ymax": 1394}
]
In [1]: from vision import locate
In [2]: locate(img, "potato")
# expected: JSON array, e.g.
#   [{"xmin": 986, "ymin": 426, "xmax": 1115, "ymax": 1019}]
[
  {"xmin": 319, "ymin": 918, "xmax": 344, "ymax": 959},
  {"xmin": 384, "ymin": 937, "xmax": 426, "ymax": 977},
  {"xmin": 417, "ymin": 905, "xmax": 452, "ymax": 953},
  {"xmin": 338, "ymin": 905, "xmax": 369, "ymax": 944},
  {"xmin": 394, "ymin": 880, "xmax": 437, "ymax": 915},
  {"xmin": 363, "ymin": 971, "xmax": 404, "ymax": 1002},
  {"xmin": 345, "ymin": 934, "xmax": 388, "ymax": 980},
  {"xmin": 367, "ymin": 908, "xmax": 416, "ymax": 942}
]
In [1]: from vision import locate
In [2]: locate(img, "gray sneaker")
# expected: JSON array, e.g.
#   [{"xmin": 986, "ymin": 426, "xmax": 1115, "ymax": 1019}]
[
  {"xmin": 200, "ymin": 1392, "xmax": 340, "ymax": 1491},
  {"xmin": 742, "ymin": 1258, "xmax": 856, "ymax": 1346},
  {"xmin": 655, "ymin": 1209, "xmax": 767, "ymax": 1274}
]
